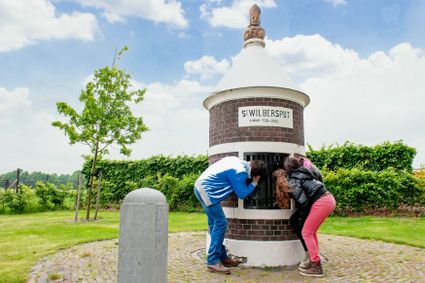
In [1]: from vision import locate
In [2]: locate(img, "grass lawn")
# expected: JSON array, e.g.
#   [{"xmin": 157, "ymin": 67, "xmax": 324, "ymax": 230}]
[
  {"xmin": 320, "ymin": 216, "xmax": 425, "ymax": 248},
  {"xmin": 0, "ymin": 210, "xmax": 206, "ymax": 283},
  {"xmin": 0, "ymin": 211, "xmax": 424, "ymax": 283}
]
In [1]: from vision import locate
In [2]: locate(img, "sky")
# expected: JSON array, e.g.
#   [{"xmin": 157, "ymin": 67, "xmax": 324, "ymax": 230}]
[{"xmin": 1, "ymin": 0, "xmax": 425, "ymax": 174}]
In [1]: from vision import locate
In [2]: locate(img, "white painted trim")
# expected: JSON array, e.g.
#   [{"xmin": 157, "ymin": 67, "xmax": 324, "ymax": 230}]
[
  {"xmin": 208, "ymin": 141, "xmax": 306, "ymax": 157},
  {"xmin": 223, "ymin": 199, "xmax": 295, "ymax": 220},
  {"xmin": 223, "ymin": 238, "xmax": 304, "ymax": 267},
  {"xmin": 205, "ymin": 233, "xmax": 304, "ymax": 267},
  {"xmin": 243, "ymin": 38, "xmax": 265, "ymax": 48},
  {"xmin": 204, "ymin": 87, "xmax": 310, "ymax": 110}
]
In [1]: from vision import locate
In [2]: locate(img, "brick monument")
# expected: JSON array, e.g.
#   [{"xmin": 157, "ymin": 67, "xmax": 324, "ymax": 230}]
[{"xmin": 203, "ymin": 4, "xmax": 310, "ymax": 266}]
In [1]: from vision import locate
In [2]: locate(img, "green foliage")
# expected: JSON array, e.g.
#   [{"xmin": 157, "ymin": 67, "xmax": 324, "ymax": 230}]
[
  {"xmin": 75, "ymin": 142, "xmax": 423, "ymax": 214},
  {"xmin": 35, "ymin": 182, "xmax": 51, "ymax": 207},
  {"xmin": 0, "ymin": 186, "xmax": 40, "ymax": 213},
  {"xmin": 51, "ymin": 46, "xmax": 148, "ymax": 157},
  {"xmin": 82, "ymin": 155, "xmax": 208, "ymax": 210},
  {"xmin": 155, "ymin": 173, "xmax": 201, "ymax": 211},
  {"xmin": 324, "ymin": 168, "xmax": 425, "ymax": 214},
  {"xmin": 52, "ymin": 46, "xmax": 148, "ymax": 220},
  {"xmin": 0, "ymin": 183, "xmax": 76, "ymax": 214},
  {"xmin": 307, "ymin": 141, "xmax": 416, "ymax": 172},
  {"xmin": 1, "ymin": 190, "xmax": 26, "ymax": 213}
]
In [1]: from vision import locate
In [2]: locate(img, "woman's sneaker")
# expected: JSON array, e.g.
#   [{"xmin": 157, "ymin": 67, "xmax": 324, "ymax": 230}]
[
  {"xmin": 207, "ymin": 263, "xmax": 231, "ymax": 274},
  {"xmin": 299, "ymin": 260, "xmax": 323, "ymax": 277},
  {"xmin": 298, "ymin": 251, "xmax": 310, "ymax": 271}
]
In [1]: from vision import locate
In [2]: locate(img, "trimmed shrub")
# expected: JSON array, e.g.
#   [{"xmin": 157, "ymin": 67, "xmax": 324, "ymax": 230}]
[
  {"xmin": 307, "ymin": 141, "xmax": 416, "ymax": 172},
  {"xmin": 77, "ymin": 143, "xmax": 423, "ymax": 213},
  {"xmin": 324, "ymin": 168, "xmax": 425, "ymax": 214},
  {"xmin": 82, "ymin": 155, "xmax": 208, "ymax": 206}
]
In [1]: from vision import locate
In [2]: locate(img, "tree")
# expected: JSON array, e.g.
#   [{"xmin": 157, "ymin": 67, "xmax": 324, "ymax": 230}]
[{"xmin": 52, "ymin": 47, "xmax": 148, "ymax": 221}]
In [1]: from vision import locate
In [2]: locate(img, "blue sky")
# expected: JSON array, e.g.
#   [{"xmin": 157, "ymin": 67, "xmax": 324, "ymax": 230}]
[{"xmin": 1, "ymin": 0, "xmax": 425, "ymax": 173}]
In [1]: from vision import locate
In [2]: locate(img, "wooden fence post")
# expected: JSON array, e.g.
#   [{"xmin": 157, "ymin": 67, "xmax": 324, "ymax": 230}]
[
  {"xmin": 74, "ymin": 172, "xmax": 82, "ymax": 222},
  {"xmin": 16, "ymin": 168, "xmax": 20, "ymax": 193}
]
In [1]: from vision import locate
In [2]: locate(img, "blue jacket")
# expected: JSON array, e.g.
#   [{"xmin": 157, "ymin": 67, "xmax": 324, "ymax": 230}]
[{"xmin": 196, "ymin": 156, "xmax": 256, "ymax": 205}]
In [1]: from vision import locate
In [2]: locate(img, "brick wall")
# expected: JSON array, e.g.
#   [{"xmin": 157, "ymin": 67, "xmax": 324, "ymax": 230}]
[
  {"xmin": 225, "ymin": 218, "xmax": 299, "ymax": 241},
  {"xmin": 209, "ymin": 98, "xmax": 304, "ymax": 147}
]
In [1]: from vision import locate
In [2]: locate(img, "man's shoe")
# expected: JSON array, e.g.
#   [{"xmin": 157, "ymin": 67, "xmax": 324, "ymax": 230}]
[
  {"xmin": 299, "ymin": 260, "xmax": 323, "ymax": 277},
  {"xmin": 207, "ymin": 263, "xmax": 231, "ymax": 274},
  {"xmin": 298, "ymin": 251, "xmax": 310, "ymax": 271},
  {"xmin": 221, "ymin": 257, "xmax": 241, "ymax": 267}
]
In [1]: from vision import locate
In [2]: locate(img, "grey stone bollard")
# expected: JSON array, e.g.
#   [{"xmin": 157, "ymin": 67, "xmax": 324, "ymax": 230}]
[{"xmin": 118, "ymin": 188, "xmax": 168, "ymax": 283}]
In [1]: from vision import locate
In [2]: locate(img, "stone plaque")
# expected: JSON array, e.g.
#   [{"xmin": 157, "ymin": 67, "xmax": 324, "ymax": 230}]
[{"xmin": 238, "ymin": 106, "xmax": 293, "ymax": 128}]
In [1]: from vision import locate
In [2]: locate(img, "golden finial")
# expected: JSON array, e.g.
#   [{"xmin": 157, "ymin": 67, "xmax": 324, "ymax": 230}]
[
  {"xmin": 249, "ymin": 4, "xmax": 261, "ymax": 26},
  {"xmin": 244, "ymin": 4, "xmax": 265, "ymax": 42}
]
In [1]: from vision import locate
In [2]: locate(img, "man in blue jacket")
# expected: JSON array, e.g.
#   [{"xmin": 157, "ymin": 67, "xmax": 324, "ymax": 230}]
[{"xmin": 194, "ymin": 156, "xmax": 266, "ymax": 274}]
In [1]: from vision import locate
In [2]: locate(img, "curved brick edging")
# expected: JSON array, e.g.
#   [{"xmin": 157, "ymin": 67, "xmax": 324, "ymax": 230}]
[{"xmin": 28, "ymin": 232, "xmax": 425, "ymax": 283}]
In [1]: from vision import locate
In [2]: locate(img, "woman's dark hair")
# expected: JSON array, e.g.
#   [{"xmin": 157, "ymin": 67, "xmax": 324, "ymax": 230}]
[
  {"xmin": 284, "ymin": 157, "xmax": 303, "ymax": 175},
  {"xmin": 250, "ymin": 160, "xmax": 267, "ymax": 177}
]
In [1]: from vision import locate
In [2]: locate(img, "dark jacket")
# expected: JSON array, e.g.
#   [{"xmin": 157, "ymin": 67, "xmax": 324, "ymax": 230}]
[
  {"xmin": 302, "ymin": 157, "xmax": 324, "ymax": 183},
  {"xmin": 309, "ymin": 164, "xmax": 323, "ymax": 183},
  {"xmin": 288, "ymin": 167, "xmax": 328, "ymax": 213}
]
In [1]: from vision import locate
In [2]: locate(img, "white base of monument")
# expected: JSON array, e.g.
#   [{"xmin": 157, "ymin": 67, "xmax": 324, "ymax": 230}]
[
  {"xmin": 224, "ymin": 238, "xmax": 304, "ymax": 267},
  {"xmin": 206, "ymin": 233, "xmax": 304, "ymax": 267}
]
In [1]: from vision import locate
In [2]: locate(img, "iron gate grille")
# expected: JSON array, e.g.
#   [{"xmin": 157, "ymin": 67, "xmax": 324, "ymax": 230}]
[{"xmin": 244, "ymin": 152, "xmax": 288, "ymax": 209}]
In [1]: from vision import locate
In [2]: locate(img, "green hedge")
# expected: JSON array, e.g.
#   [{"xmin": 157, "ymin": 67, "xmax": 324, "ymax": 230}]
[
  {"xmin": 83, "ymin": 155, "xmax": 208, "ymax": 208},
  {"xmin": 306, "ymin": 141, "xmax": 416, "ymax": 172},
  {"xmin": 82, "ymin": 143, "xmax": 423, "ymax": 213},
  {"xmin": 324, "ymin": 168, "xmax": 425, "ymax": 214}
]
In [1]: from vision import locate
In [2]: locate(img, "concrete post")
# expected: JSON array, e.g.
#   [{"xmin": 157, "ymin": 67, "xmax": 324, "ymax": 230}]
[{"xmin": 118, "ymin": 188, "xmax": 168, "ymax": 283}]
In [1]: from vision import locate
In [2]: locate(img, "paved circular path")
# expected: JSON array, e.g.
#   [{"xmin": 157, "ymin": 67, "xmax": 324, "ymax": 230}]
[{"xmin": 28, "ymin": 232, "xmax": 425, "ymax": 282}]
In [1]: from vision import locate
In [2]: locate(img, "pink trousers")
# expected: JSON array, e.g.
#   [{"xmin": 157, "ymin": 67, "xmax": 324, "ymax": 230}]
[{"xmin": 301, "ymin": 194, "xmax": 336, "ymax": 262}]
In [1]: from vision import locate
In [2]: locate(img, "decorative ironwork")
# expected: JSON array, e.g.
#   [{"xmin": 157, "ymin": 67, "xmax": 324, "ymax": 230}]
[{"xmin": 244, "ymin": 152, "xmax": 288, "ymax": 209}]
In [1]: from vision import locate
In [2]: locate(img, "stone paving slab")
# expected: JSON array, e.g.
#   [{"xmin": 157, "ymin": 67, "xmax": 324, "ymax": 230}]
[{"xmin": 28, "ymin": 232, "xmax": 425, "ymax": 282}]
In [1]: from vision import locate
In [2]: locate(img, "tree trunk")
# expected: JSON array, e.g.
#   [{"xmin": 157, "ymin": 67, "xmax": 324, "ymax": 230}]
[
  {"xmin": 74, "ymin": 172, "xmax": 82, "ymax": 222},
  {"xmin": 94, "ymin": 172, "xmax": 102, "ymax": 221},
  {"xmin": 86, "ymin": 141, "xmax": 99, "ymax": 221}
]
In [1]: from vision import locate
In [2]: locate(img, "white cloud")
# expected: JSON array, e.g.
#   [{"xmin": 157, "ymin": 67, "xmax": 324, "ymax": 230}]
[
  {"xmin": 0, "ymin": 87, "xmax": 31, "ymax": 117},
  {"xmin": 265, "ymin": 35, "xmax": 425, "ymax": 167},
  {"xmin": 201, "ymin": 0, "xmax": 277, "ymax": 29},
  {"xmin": 324, "ymin": 0, "xmax": 347, "ymax": 7},
  {"xmin": 72, "ymin": 0, "xmax": 188, "ymax": 28},
  {"xmin": 0, "ymin": 87, "xmax": 87, "ymax": 173},
  {"xmin": 265, "ymin": 34, "xmax": 362, "ymax": 81},
  {"xmin": 0, "ymin": 0, "xmax": 98, "ymax": 53},
  {"xmin": 184, "ymin": 56, "xmax": 231, "ymax": 81},
  {"xmin": 107, "ymin": 79, "xmax": 212, "ymax": 160},
  {"xmin": 103, "ymin": 12, "xmax": 125, "ymax": 23},
  {"xmin": 3, "ymin": 31, "xmax": 425, "ymax": 174},
  {"xmin": 0, "ymin": 79, "xmax": 212, "ymax": 173}
]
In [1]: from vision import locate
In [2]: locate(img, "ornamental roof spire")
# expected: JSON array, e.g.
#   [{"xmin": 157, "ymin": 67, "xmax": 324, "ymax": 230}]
[{"xmin": 243, "ymin": 4, "xmax": 266, "ymax": 42}]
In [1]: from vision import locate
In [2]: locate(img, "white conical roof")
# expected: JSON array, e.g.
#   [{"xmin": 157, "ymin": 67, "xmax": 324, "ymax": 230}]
[{"xmin": 212, "ymin": 38, "xmax": 303, "ymax": 95}]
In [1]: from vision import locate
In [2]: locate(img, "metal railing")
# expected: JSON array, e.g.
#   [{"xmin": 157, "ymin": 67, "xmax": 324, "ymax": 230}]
[{"xmin": 243, "ymin": 152, "xmax": 289, "ymax": 209}]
